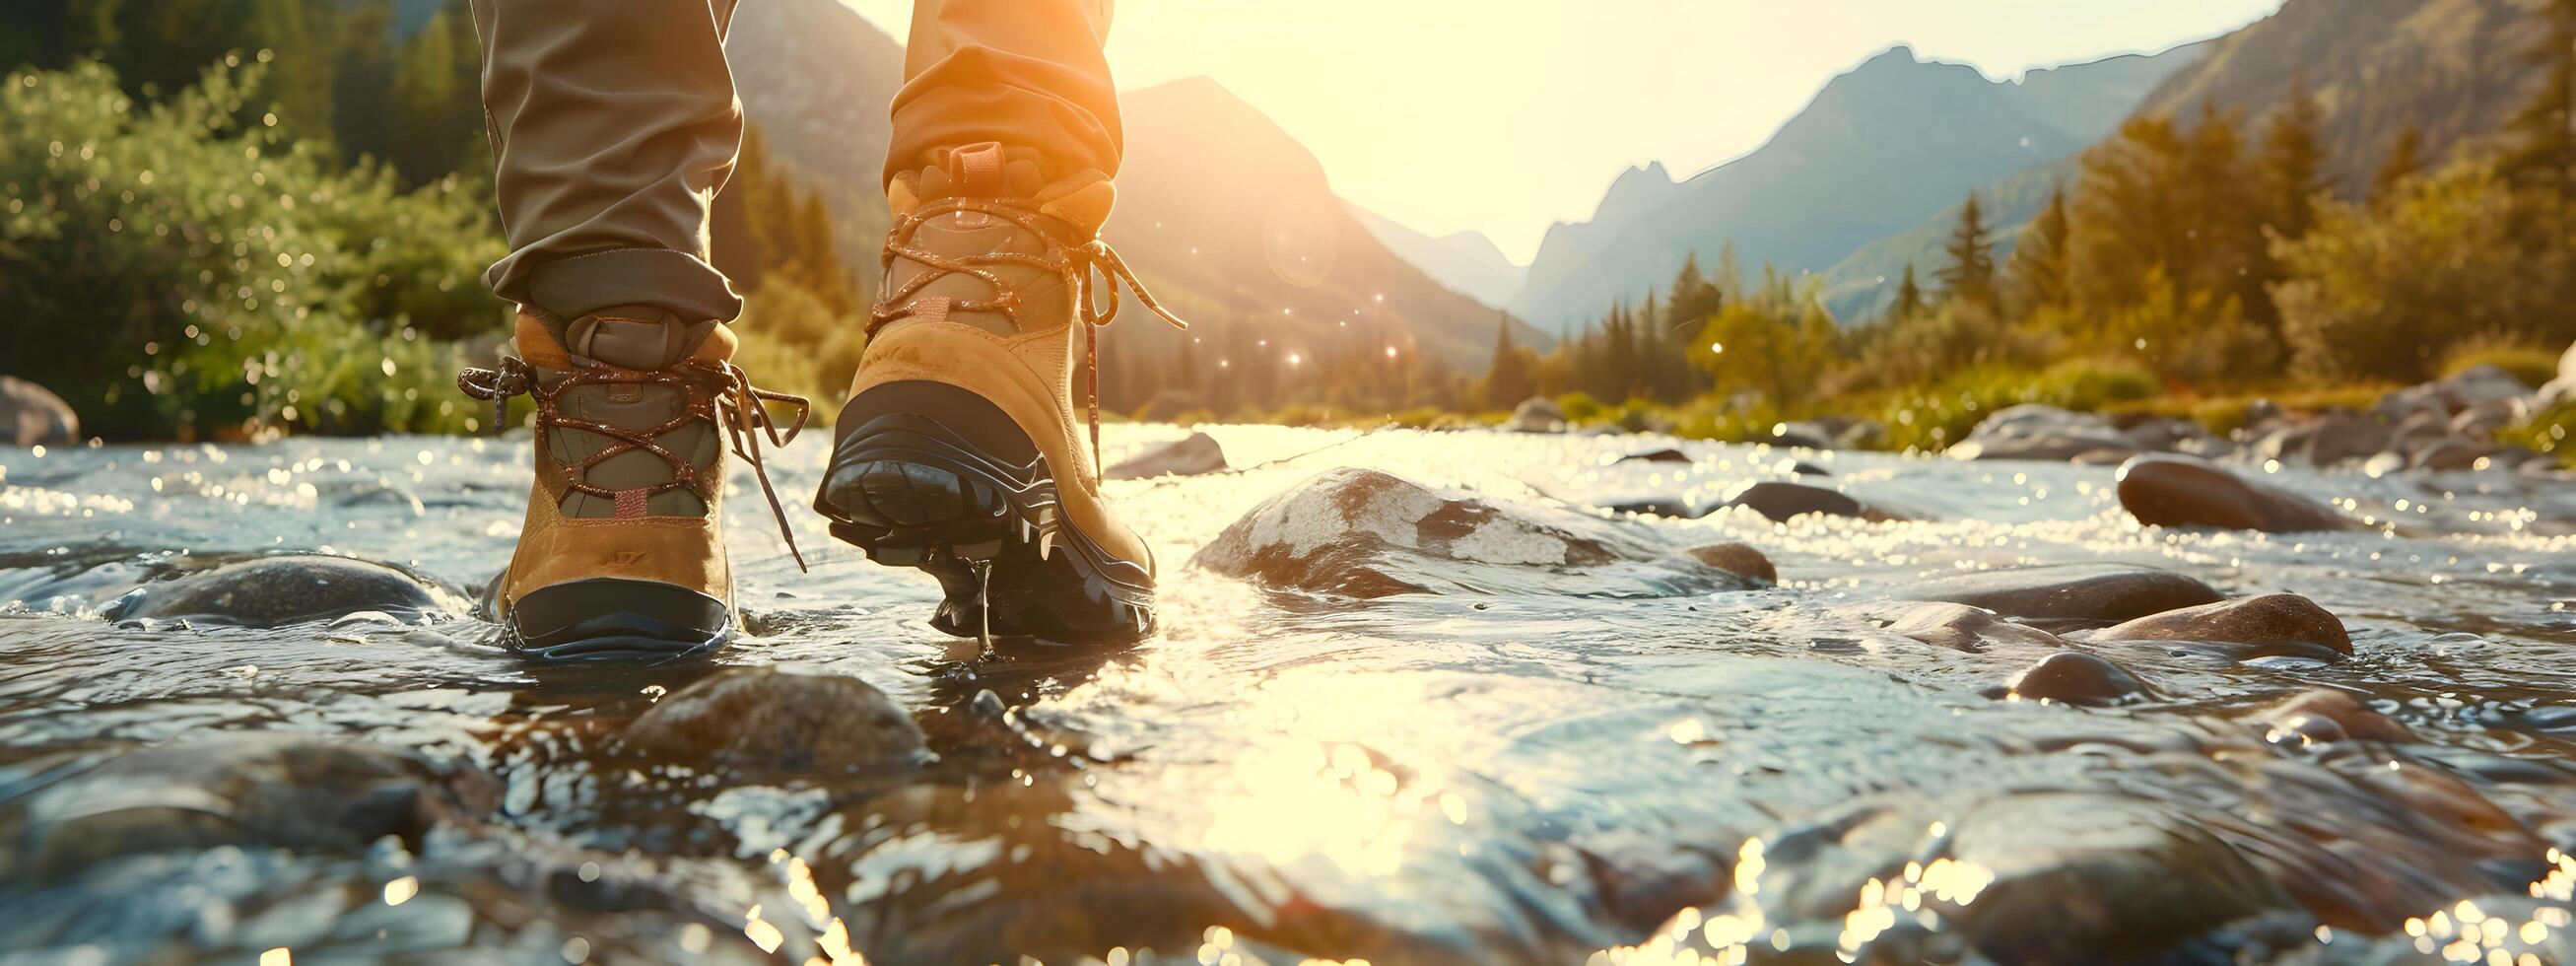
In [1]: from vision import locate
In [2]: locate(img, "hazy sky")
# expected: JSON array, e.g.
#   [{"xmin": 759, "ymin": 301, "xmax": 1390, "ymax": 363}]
[{"xmin": 840, "ymin": 0, "xmax": 2286, "ymax": 262}]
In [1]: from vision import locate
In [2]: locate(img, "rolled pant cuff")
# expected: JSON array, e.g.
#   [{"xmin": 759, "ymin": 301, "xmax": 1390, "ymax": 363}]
[{"xmin": 514, "ymin": 247, "xmax": 744, "ymax": 322}]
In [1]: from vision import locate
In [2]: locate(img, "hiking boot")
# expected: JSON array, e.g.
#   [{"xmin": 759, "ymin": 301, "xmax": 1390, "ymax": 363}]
[
  {"xmin": 462, "ymin": 308, "xmax": 807, "ymax": 660},
  {"xmin": 814, "ymin": 142, "xmax": 1186, "ymax": 646}
]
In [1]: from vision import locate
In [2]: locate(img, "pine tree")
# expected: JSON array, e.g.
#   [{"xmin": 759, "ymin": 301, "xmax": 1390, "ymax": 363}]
[
  {"xmin": 2373, "ymin": 123, "xmax": 2425, "ymax": 205},
  {"xmin": 1933, "ymin": 191, "xmax": 1996, "ymax": 309},
  {"xmin": 2005, "ymin": 186, "xmax": 2072, "ymax": 317},
  {"xmin": 1891, "ymin": 262, "xmax": 1927, "ymax": 322},
  {"xmin": 2258, "ymin": 72, "xmax": 2329, "ymax": 241},
  {"xmin": 2503, "ymin": 0, "xmax": 2576, "ymax": 201},
  {"xmin": 1480, "ymin": 315, "xmax": 1539, "ymax": 410}
]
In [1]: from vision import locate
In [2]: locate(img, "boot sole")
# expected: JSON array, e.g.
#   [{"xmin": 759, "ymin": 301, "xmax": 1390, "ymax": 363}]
[
  {"xmin": 813, "ymin": 380, "xmax": 1156, "ymax": 646},
  {"xmin": 502, "ymin": 578, "xmax": 733, "ymax": 662}
]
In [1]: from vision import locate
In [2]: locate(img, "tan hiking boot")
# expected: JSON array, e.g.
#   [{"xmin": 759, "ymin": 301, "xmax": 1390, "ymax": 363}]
[
  {"xmin": 813, "ymin": 141, "xmax": 1185, "ymax": 646},
  {"xmin": 462, "ymin": 308, "xmax": 807, "ymax": 659}
]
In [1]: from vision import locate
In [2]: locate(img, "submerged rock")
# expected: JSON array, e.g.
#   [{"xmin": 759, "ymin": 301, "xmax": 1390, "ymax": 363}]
[
  {"xmin": 2002, "ymin": 651, "xmax": 2150, "ymax": 706},
  {"xmin": 1941, "ymin": 794, "xmax": 2287, "ymax": 962},
  {"xmin": 1, "ymin": 376, "xmax": 79, "ymax": 448},
  {"xmin": 1104, "ymin": 431, "xmax": 1228, "ymax": 480},
  {"xmin": 2255, "ymin": 411, "xmax": 2391, "ymax": 467},
  {"xmin": 1682, "ymin": 542, "xmax": 1776, "ymax": 586},
  {"xmin": 1191, "ymin": 467, "xmax": 1620, "ymax": 598},
  {"xmin": 620, "ymin": 667, "xmax": 928, "ymax": 777},
  {"xmin": 1718, "ymin": 481, "xmax": 1902, "ymax": 523},
  {"xmin": 1947, "ymin": 405, "xmax": 2137, "ymax": 462},
  {"xmin": 0, "ymin": 734, "xmax": 495, "ymax": 880},
  {"xmin": 106, "ymin": 554, "xmax": 454, "ymax": 627},
  {"xmin": 1502, "ymin": 397, "xmax": 1567, "ymax": 433},
  {"xmin": 1912, "ymin": 563, "xmax": 2223, "ymax": 626},
  {"xmin": 2115, "ymin": 454, "xmax": 2354, "ymax": 532},
  {"xmin": 1840, "ymin": 600, "xmax": 2063, "ymax": 654},
  {"xmin": 2088, "ymin": 593, "xmax": 2352, "ymax": 656},
  {"xmin": 2255, "ymin": 688, "xmax": 2416, "ymax": 744}
]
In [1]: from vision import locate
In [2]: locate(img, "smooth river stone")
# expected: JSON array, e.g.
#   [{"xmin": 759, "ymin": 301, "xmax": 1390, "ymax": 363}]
[
  {"xmin": 2115, "ymin": 454, "xmax": 2354, "ymax": 533},
  {"xmin": 1104, "ymin": 431, "xmax": 1228, "ymax": 480},
  {"xmin": 2089, "ymin": 593, "xmax": 2352, "ymax": 656},
  {"xmin": 1718, "ymin": 481, "xmax": 1902, "ymax": 523},
  {"xmin": 1190, "ymin": 467, "xmax": 1618, "ymax": 598},
  {"xmin": 1909, "ymin": 563, "xmax": 2223, "ymax": 626},
  {"xmin": 1940, "ymin": 794, "xmax": 2289, "ymax": 962},
  {"xmin": 108, "ymin": 554, "xmax": 453, "ymax": 628},
  {"xmin": 1837, "ymin": 600, "xmax": 2062, "ymax": 654},
  {"xmin": 0, "ymin": 734, "xmax": 496, "ymax": 880},
  {"xmin": 620, "ymin": 667, "xmax": 928, "ymax": 776},
  {"xmin": 1682, "ymin": 542, "xmax": 1776, "ymax": 586},
  {"xmin": 2255, "ymin": 688, "xmax": 2416, "ymax": 744},
  {"xmin": 2002, "ymin": 651, "xmax": 2150, "ymax": 706}
]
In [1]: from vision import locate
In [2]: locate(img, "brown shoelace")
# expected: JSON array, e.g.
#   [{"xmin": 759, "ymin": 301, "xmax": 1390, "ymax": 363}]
[
  {"xmin": 459, "ymin": 355, "xmax": 813, "ymax": 572},
  {"xmin": 869, "ymin": 194, "xmax": 1189, "ymax": 470}
]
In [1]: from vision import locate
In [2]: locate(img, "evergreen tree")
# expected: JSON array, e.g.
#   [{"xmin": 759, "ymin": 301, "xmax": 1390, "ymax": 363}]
[
  {"xmin": 2259, "ymin": 72, "xmax": 2329, "ymax": 241},
  {"xmin": 1891, "ymin": 262, "xmax": 1927, "ymax": 322},
  {"xmin": 1933, "ymin": 191, "xmax": 1996, "ymax": 309},
  {"xmin": 2502, "ymin": 0, "xmax": 2576, "ymax": 202},
  {"xmin": 1479, "ymin": 315, "xmax": 1539, "ymax": 410},
  {"xmin": 2004, "ymin": 186, "xmax": 2072, "ymax": 316},
  {"xmin": 2373, "ymin": 123, "xmax": 2425, "ymax": 205}
]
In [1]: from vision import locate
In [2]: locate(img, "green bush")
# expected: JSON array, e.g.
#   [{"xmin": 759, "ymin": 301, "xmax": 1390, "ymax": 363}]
[
  {"xmin": 2439, "ymin": 335, "xmax": 2562, "ymax": 389},
  {"xmin": 1874, "ymin": 360, "xmax": 2158, "ymax": 453},
  {"xmin": 0, "ymin": 58, "xmax": 506, "ymax": 438}
]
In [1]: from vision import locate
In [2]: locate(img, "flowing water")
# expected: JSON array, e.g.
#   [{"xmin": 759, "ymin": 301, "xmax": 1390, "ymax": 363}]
[{"xmin": 6, "ymin": 425, "xmax": 2576, "ymax": 964}]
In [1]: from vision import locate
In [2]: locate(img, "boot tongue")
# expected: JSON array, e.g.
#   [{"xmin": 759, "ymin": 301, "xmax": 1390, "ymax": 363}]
[{"xmin": 564, "ymin": 306, "xmax": 693, "ymax": 370}]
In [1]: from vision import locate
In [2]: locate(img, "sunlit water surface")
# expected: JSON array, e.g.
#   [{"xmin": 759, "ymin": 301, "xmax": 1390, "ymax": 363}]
[{"xmin": 6, "ymin": 426, "xmax": 2576, "ymax": 964}]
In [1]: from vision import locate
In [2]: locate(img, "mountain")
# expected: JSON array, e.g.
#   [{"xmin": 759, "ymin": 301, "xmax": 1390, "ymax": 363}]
[
  {"xmin": 1816, "ymin": 0, "xmax": 2555, "ymax": 323},
  {"xmin": 2132, "ymin": 0, "xmax": 2546, "ymax": 191},
  {"xmin": 1507, "ymin": 42, "xmax": 2205, "ymax": 332},
  {"xmin": 726, "ymin": 0, "xmax": 907, "ymax": 262},
  {"xmin": 1109, "ymin": 77, "xmax": 1545, "ymax": 376},
  {"xmin": 1345, "ymin": 204, "xmax": 1526, "ymax": 309}
]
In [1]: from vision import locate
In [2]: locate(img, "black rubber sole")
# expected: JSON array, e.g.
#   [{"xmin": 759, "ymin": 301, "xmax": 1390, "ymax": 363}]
[
  {"xmin": 503, "ymin": 577, "xmax": 732, "ymax": 662},
  {"xmin": 814, "ymin": 380, "xmax": 1156, "ymax": 647}
]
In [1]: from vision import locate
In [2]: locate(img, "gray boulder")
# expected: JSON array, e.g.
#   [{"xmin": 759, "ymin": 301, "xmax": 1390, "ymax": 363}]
[
  {"xmin": 621, "ymin": 667, "xmax": 929, "ymax": 777},
  {"xmin": 2377, "ymin": 364, "xmax": 2533, "ymax": 419},
  {"xmin": 1947, "ymin": 405, "xmax": 2136, "ymax": 462},
  {"xmin": 104, "ymin": 554, "xmax": 457, "ymax": 628},
  {"xmin": 1, "ymin": 376, "xmax": 78, "ymax": 447},
  {"xmin": 1502, "ymin": 397, "xmax": 1566, "ymax": 433}
]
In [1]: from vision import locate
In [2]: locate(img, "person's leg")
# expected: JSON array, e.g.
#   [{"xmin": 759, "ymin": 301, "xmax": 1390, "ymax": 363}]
[
  {"xmin": 818, "ymin": 0, "xmax": 1186, "ymax": 648},
  {"xmin": 885, "ymin": 0, "xmax": 1120, "ymax": 188},
  {"xmin": 465, "ymin": 0, "xmax": 805, "ymax": 660},
  {"xmin": 473, "ymin": 0, "xmax": 744, "ymax": 322}
]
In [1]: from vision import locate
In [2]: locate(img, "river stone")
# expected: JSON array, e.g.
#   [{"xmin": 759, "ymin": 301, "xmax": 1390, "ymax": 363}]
[
  {"xmin": 1, "ymin": 376, "xmax": 79, "ymax": 447},
  {"xmin": 2002, "ymin": 651, "xmax": 2149, "ymax": 705},
  {"xmin": 1191, "ymin": 467, "xmax": 1618, "ymax": 598},
  {"xmin": 2256, "ymin": 688, "xmax": 2416, "ymax": 744},
  {"xmin": 1946, "ymin": 405, "xmax": 2137, "ymax": 462},
  {"xmin": 1941, "ymin": 794, "xmax": 2287, "ymax": 962},
  {"xmin": 2259, "ymin": 411, "xmax": 2392, "ymax": 467},
  {"xmin": 2378, "ymin": 364, "xmax": 2533, "ymax": 418},
  {"xmin": 2089, "ymin": 593, "xmax": 2352, "ymax": 655},
  {"xmin": 2114, "ymin": 454, "xmax": 2354, "ymax": 533},
  {"xmin": 2410, "ymin": 437, "xmax": 2497, "ymax": 471},
  {"xmin": 1104, "ymin": 431, "xmax": 1227, "ymax": 480},
  {"xmin": 1618, "ymin": 448, "xmax": 1691, "ymax": 463},
  {"xmin": 1502, "ymin": 397, "xmax": 1566, "ymax": 433},
  {"xmin": 1682, "ymin": 542, "xmax": 1775, "ymax": 586},
  {"xmin": 621, "ymin": 667, "xmax": 927, "ymax": 776},
  {"xmin": 1718, "ymin": 481, "xmax": 1900, "ymax": 523},
  {"xmin": 107, "ymin": 554, "xmax": 453, "ymax": 627},
  {"xmin": 1911, "ymin": 563, "xmax": 2223, "ymax": 626},
  {"xmin": 0, "ymin": 734, "xmax": 496, "ymax": 880},
  {"xmin": 1841, "ymin": 600, "xmax": 2062, "ymax": 654}
]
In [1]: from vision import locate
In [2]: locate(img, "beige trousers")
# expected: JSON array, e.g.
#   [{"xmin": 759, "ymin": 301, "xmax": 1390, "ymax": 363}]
[{"xmin": 469, "ymin": 0, "xmax": 1117, "ymax": 322}]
